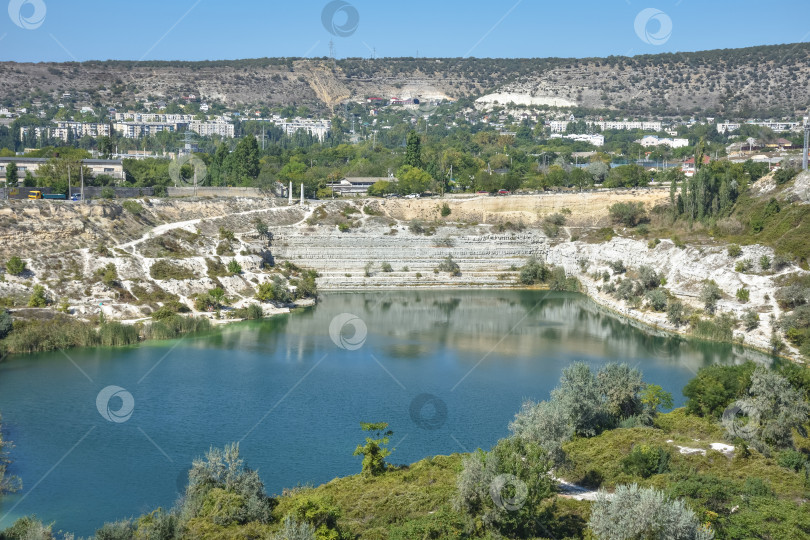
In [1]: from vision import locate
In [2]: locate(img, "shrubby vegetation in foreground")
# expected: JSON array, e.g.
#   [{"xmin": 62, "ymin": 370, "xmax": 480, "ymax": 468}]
[{"xmin": 2, "ymin": 361, "xmax": 809, "ymax": 539}]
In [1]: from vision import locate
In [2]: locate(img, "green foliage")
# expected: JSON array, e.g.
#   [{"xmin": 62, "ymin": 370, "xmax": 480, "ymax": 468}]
[
  {"xmin": 727, "ymin": 243, "xmax": 742, "ymax": 257},
  {"xmin": 404, "ymin": 131, "xmax": 422, "ymax": 169},
  {"xmin": 440, "ymin": 203, "xmax": 451, "ymax": 217},
  {"xmin": 101, "ymin": 186, "xmax": 115, "ymax": 199},
  {"xmin": 723, "ymin": 366, "xmax": 810, "ymax": 454},
  {"xmin": 27, "ymin": 285, "xmax": 48, "ymax": 307},
  {"xmin": 353, "ymin": 422, "xmax": 393, "ymax": 476},
  {"xmin": 380, "ymin": 262, "xmax": 393, "ymax": 273},
  {"xmin": 219, "ymin": 227, "xmax": 236, "ymax": 242},
  {"xmin": 621, "ymin": 445, "xmax": 671, "ymax": 478},
  {"xmin": 227, "ymin": 260, "xmax": 242, "ymax": 274},
  {"xmin": 640, "ymin": 384, "xmax": 674, "ymax": 415},
  {"xmin": 0, "ymin": 516, "xmax": 52, "ymax": 540},
  {"xmin": 700, "ymin": 280, "xmax": 722, "ymax": 314},
  {"xmin": 122, "ymin": 200, "xmax": 144, "ymax": 215},
  {"xmin": 256, "ymin": 276, "xmax": 293, "ymax": 304},
  {"xmin": 776, "ymin": 449, "xmax": 808, "ymax": 472},
  {"xmin": 150, "ymin": 260, "xmax": 197, "ymax": 280},
  {"xmin": 5, "ymin": 257, "xmax": 25, "ymax": 276},
  {"xmin": 667, "ymin": 299, "xmax": 687, "ymax": 327},
  {"xmin": 588, "ymin": 484, "xmax": 714, "ymax": 540},
  {"xmin": 743, "ymin": 309, "xmax": 760, "ymax": 331},
  {"xmin": 735, "ymin": 258, "xmax": 753, "ymax": 273},
  {"xmin": 181, "ymin": 443, "xmax": 275, "ymax": 525},
  {"xmin": 0, "ymin": 309, "xmax": 12, "ymax": 340},
  {"xmin": 608, "ymin": 201, "xmax": 647, "ymax": 227},
  {"xmin": 454, "ymin": 437, "xmax": 553, "ymax": 537},
  {"xmin": 142, "ymin": 315, "xmax": 210, "ymax": 340},
  {"xmin": 519, "ymin": 257, "xmax": 550, "ymax": 284},
  {"xmin": 736, "ymin": 287, "xmax": 750, "ymax": 303},
  {"xmin": 644, "ymin": 288, "xmax": 669, "ymax": 311},
  {"xmin": 683, "ymin": 363, "xmax": 755, "ymax": 418},
  {"xmin": 774, "ymin": 166, "xmax": 799, "ymax": 185},
  {"xmin": 759, "ymin": 254, "xmax": 771, "ymax": 270},
  {"xmin": 436, "ymin": 256, "xmax": 460, "ymax": 276},
  {"xmin": 542, "ymin": 212, "xmax": 566, "ymax": 237}
]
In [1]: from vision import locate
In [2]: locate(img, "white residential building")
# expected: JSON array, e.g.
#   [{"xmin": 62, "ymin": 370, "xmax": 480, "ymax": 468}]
[
  {"xmin": 188, "ymin": 120, "xmax": 234, "ymax": 138},
  {"xmin": 20, "ymin": 121, "xmax": 111, "ymax": 142},
  {"xmin": 549, "ymin": 133, "xmax": 605, "ymax": 146},
  {"xmin": 589, "ymin": 120, "xmax": 662, "ymax": 131},
  {"xmin": 637, "ymin": 135, "xmax": 689, "ymax": 149},
  {"xmin": 547, "ymin": 120, "xmax": 570, "ymax": 133},
  {"xmin": 113, "ymin": 122, "xmax": 183, "ymax": 138}
]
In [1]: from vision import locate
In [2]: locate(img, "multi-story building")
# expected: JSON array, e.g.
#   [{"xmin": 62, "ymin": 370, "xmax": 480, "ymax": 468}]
[
  {"xmin": 589, "ymin": 120, "xmax": 662, "ymax": 131},
  {"xmin": 113, "ymin": 122, "xmax": 184, "ymax": 138},
  {"xmin": 188, "ymin": 121, "xmax": 235, "ymax": 138},
  {"xmin": 20, "ymin": 122, "xmax": 111, "ymax": 142},
  {"xmin": 637, "ymin": 135, "xmax": 689, "ymax": 149}
]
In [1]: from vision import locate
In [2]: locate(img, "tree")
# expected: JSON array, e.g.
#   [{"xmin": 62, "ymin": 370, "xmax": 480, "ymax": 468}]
[
  {"xmin": 508, "ymin": 399, "xmax": 572, "ymax": 465},
  {"xmin": 353, "ymin": 422, "xmax": 393, "ymax": 476},
  {"xmin": 0, "ymin": 309, "xmax": 11, "ymax": 340},
  {"xmin": 589, "ymin": 484, "xmax": 714, "ymax": 540},
  {"xmin": 5, "ymin": 162, "xmax": 17, "ymax": 186},
  {"xmin": 640, "ymin": 384, "xmax": 673, "ymax": 415},
  {"xmin": 5, "ymin": 256, "xmax": 25, "ymax": 275},
  {"xmin": 254, "ymin": 218, "xmax": 269, "ymax": 240},
  {"xmin": 551, "ymin": 362, "xmax": 605, "ymax": 436},
  {"xmin": 227, "ymin": 260, "xmax": 242, "ymax": 274},
  {"xmin": 597, "ymin": 363, "xmax": 642, "ymax": 419},
  {"xmin": 724, "ymin": 367, "xmax": 810, "ymax": 454},
  {"xmin": 454, "ymin": 437, "xmax": 553, "ymax": 537},
  {"xmin": 404, "ymin": 131, "xmax": 422, "ymax": 168},
  {"xmin": 700, "ymin": 280, "xmax": 723, "ymax": 314},
  {"xmin": 683, "ymin": 363, "xmax": 755, "ymax": 418},
  {"xmin": 608, "ymin": 202, "xmax": 647, "ymax": 226},
  {"xmin": 226, "ymin": 136, "xmax": 260, "ymax": 184},
  {"xmin": 396, "ymin": 165, "xmax": 432, "ymax": 195},
  {"xmin": 27, "ymin": 285, "xmax": 48, "ymax": 307}
]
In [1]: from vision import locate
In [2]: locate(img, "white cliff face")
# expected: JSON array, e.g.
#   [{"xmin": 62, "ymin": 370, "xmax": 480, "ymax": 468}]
[{"xmin": 1, "ymin": 194, "xmax": 803, "ymax": 361}]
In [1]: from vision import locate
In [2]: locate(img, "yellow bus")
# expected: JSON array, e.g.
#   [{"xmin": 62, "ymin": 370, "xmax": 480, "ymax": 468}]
[{"xmin": 28, "ymin": 190, "xmax": 42, "ymax": 199}]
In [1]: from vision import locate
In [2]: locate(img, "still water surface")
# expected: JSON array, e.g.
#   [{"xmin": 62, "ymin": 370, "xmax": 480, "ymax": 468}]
[{"xmin": 0, "ymin": 290, "xmax": 771, "ymax": 535}]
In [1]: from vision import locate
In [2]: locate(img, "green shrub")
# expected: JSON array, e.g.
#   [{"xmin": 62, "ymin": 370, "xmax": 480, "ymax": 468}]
[
  {"xmin": 218, "ymin": 227, "xmax": 235, "ymax": 242},
  {"xmin": 700, "ymin": 280, "xmax": 722, "ymax": 314},
  {"xmin": 227, "ymin": 260, "xmax": 242, "ymax": 274},
  {"xmin": 150, "ymin": 260, "xmax": 196, "ymax": 280},
  {"xmin": 683, "ymin": 362, "xmax": 755, "ymax": 418},
  {"xmin": 760, "ymin": 254, "xmax": 771, "ymax": 271},
  {"xmin": 667, "ymin": 299, "xmax": 687, "ymax": 327},
  {"xmin": 440, "ymin": 203, "xmax": 451, "ymax": 217},
  {"xmin": 101, "ymin": 187, "xmax": 115, "ymax": 199},
  {"xmin": 776, "ymin": 449, "xmax": 808, "ymax": 472},
  {"xmin": 728, "ymin": 244, "xmax": 742, "ymax": 257},
  {"xmin": 774, "ymin": 167, "xmax": 799, "ymax": 185},
  {"xmin": 27, "ymin": 285, "xmax": 48, "ymax": 307},
  {"xmin": 608, "ymin": 260, "xmax": 626, "ymax": 274},
  {"xmin": 621, "ymin": 445, "xmax": 671, "ymax": 478},
  {"xmin": 743, "ymin": 309, "xmax": 760, "ymax": 330},
  {"xmin": 380, "ymin": 262, "xmax": 393, "ymax": 273},
  {"xmin": 645, "ymin": 288, "xmax": 668, "ymax": 311},
  {"xmin": 5, "ymin": 257, "xmax": 25, "ymax": 276},
  {"xmin": 519, "ymin": 257, "xmax": 550, "ymax": 284},
  {"xmin": 735, "ymin": 258, "xmax": 753, "ymax": 273},
  {"xmin": 436, "ymin": 256, "xmax": 460, "ymax": 276},
  {"xmin": 608, "ymin": 202, "xmax": 647, "ymax": 226},
  {"xmin": 122, "ymin": 200, "xmax": 143, "ymax": 215},
  {"xmin": 736, "ymin": 287, "xmax": 750, "ymax": 303}
]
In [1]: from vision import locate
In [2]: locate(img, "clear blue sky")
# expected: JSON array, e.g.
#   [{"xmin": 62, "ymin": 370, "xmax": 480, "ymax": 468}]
[{"xmin": 3, "ymin": 0, "xmax": 810, "ymax": 62}]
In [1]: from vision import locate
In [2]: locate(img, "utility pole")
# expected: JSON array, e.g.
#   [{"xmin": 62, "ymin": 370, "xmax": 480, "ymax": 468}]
[
  {"xmin": 80, "ymin": 161, "xmax": 84, "ymax": 202},
  {"xmin": 68, "ymin": 167, "xmax": 71, "ymax": 199}
]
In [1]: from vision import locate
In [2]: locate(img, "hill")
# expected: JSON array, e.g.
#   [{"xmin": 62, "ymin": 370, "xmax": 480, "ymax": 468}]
[{"xmin": 4, "ymin": 43, "xmax": 810, "ymax": 116}]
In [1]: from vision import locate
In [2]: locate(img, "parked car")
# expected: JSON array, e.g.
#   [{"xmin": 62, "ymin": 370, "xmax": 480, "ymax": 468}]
[
  {"xmin": 71, "ymin": 193, "xmax": 82, "ymax": 201},
  {"xmin": 497, "ymin": 189, "xmax": 511, "ymax": 196}
]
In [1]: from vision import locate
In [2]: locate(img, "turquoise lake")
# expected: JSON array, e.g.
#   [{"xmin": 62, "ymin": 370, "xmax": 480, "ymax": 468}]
[{"xmin": 0, "ymin": 290, "xmax": 772, "ymax": 536}]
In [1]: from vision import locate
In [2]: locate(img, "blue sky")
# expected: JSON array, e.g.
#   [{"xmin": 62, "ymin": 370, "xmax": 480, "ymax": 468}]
[{"xmin": 3, "ymin": 0, "xmax": 810, "ymax": 62}]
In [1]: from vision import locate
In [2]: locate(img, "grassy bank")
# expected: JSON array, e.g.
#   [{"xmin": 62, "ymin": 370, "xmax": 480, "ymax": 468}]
[{"xmin": 0, "ymin": 313, "xmax": 211, "ymax": 356}]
